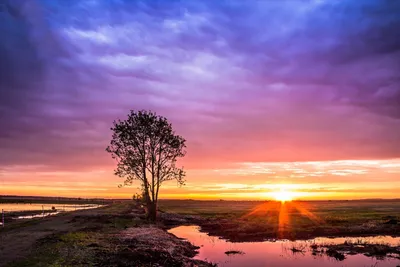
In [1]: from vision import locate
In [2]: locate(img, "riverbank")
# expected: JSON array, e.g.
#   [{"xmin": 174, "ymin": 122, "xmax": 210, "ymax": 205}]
[
  {"xmin": 1, "ymin": 200, "xmax": 399, "ymax": 266},
  {"xmin": 160, "ymin": 199, "xmax": 400, "ymax": 242},
  {"xmin": 309, "ymin": 239, "xmax": 400, "ymax": 261},
  {"xmin": 160, "ymin": 210, "xmax": 400, "ymax": 260},
  {"xmin": 0, "ymin": 203, "xmax": 214, "ymax": 267},
  {"xmin": 169, "ymin": 225, "xmax": 400, "ymax": 266}
]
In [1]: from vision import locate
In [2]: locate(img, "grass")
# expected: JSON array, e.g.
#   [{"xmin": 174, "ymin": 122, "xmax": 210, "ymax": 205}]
[
  {"xmin": 159, "ymin": 199, "xmax": 400, "ymax": 241},
  {"xmin": 159, "ymin": 199, "xmax": 400, "ymax": 220},
  {"xmin": 7, "ymin": 232, "xmax": 100, "ymax": 267},
  {"xmin": 2, "ymin": 199, "xmax": 400, "ymax": 266},
  {"xmin": 309, "ymin": 237, "xmax": 400, "ymax": 260},
  {"xmin": 288, "ymin": 243, "xmax": 307, "ymax": 253},
  {"xmin": 343, "ymin": 238, "xmax": 390, "ymax": 246},
  {"xmin": 3, "ymin": 202, "xmax": 215, "ymax": 267},
  {"xmin": 3, "ymin": 203, "xmax": 150, "ymax": 267}
]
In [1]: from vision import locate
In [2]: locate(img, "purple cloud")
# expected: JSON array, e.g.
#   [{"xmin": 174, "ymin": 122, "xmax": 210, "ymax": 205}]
[{"xmin": 0, "ymin": 0, "xmax": 399, "ymax": 174}]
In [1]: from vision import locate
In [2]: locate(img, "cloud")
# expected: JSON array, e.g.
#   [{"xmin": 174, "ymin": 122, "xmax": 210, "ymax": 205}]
[
  {"xmin": 0, "ymin": 0, "xmax": 399, "ymax": 177},
  {"xmin": 215, "ymin": 159, "xmax": 400, "ymax": 180}
]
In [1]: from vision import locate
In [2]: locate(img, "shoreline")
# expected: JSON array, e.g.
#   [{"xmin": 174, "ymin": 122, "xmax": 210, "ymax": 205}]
[
  {"xmin": 164, "ymin": 216, "xmax": 400, "ymax": 261},
  {"xmin": 0, "ymin": 203, "xmax": 214, "ymax": 267},
  {"xmin": 1, "ymin": 202, "xmax": 399, "ymax": 266},
  {"xmin": 161, "ymin": 211, "xmax": 400, "ymax": 242}
]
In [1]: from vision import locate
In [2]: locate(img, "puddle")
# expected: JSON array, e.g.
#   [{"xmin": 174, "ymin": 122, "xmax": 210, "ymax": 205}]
[{"xmin": 168, "ymin": 225, "xmax": 400, "ymax": 267}]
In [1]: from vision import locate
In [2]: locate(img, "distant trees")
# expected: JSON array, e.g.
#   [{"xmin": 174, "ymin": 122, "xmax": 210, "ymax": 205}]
[
  {"xmin": 132, "ymin": 192, "xmax": 142, "ymax": 202},
  {"xmin": 106, "ymin": 110, "xmax": 186, "ymax": 221}
]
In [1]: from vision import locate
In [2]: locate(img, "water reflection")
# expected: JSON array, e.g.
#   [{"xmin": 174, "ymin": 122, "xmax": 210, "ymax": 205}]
[
  {"xmin": 16, "ymin": 212, "xmax": 60, "ymax": 219},
  {"xmin": 0, "ymin": 203, "xmax": 103, "ymax": 225},
  {"xmin": 168, "ymin": 225, "xmax": 400, "ymax": 267},
  {"xmin": 0, "ymin": 203, "xmax": 102, "ymax": 212}
]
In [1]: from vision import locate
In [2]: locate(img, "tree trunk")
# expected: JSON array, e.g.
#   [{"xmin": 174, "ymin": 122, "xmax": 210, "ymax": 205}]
[{"xmin": 146, "ymin": 201, "xmax": 157, "ymax": 222}]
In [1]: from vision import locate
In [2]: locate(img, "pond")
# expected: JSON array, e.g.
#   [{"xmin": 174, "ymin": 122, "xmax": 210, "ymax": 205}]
[{"xmin": 168, "ymin": 225, "xmax": 400, "ymax": 267}]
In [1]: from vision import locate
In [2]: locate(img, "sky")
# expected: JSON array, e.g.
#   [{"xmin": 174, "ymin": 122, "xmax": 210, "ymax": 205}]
[{"xmin": 0, "ymin": 0, "xmax": 399, "ymax": 200}]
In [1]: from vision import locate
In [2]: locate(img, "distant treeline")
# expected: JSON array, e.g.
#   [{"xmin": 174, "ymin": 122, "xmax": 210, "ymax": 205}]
[{"xmin": 0, "ymin": 195, "xmax": 130, "ymax": 204}]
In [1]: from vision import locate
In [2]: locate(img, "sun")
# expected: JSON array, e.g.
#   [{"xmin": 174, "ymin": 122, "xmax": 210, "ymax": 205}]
[{"xmin": 272, "ymin": 189, "xmax": 294, "ymax": 202}]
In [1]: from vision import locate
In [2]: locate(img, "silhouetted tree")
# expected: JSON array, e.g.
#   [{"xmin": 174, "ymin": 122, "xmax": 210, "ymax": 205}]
[{"xmin": 106, "ymin": 110, "xmax": 186, "ymax": 221}]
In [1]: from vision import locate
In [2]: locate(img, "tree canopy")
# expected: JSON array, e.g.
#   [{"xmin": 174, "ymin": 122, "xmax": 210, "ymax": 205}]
[{"xmin": 106, "ymin": 110, "xmax": 186, "ymax": 220}]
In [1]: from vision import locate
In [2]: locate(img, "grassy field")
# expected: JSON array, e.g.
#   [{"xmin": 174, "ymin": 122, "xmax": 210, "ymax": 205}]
[
  {"xmin": 0, "ymin": 202, "xmax": 212, "ymax": 267},
  {"xmin": 160, "ymin": 199, "xmax": 400, "ymax": 215},
  {"xmin": 159, "ymin": 199, "xmax": 400, "ymax": 241},
  {"xmin": 1, "ymin": 200, "xmax": 399, "ymax": 266}
]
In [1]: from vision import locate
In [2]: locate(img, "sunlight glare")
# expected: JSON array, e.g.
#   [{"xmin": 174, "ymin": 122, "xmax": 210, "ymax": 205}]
[{"xmin": 272, "ymin": 189, "xmax": 294, "ymax": 202}]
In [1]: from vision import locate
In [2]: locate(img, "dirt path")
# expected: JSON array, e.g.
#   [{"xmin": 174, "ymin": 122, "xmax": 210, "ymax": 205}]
[
  {"xmin": 0, "ymin": 204, "xmax": 213, "ymax": 267},
  {"xmin": 0, "ymin": 207, "xmax": 107, "ymax": 266}
]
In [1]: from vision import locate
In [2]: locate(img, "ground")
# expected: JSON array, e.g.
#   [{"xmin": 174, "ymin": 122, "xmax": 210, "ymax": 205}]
[
  {"xmin": 0, "ymin": 202, "xmax": 213, "ymax": 267},
  {"xmin": 159, "ymin": 199, "xmax": 400, "ymax": 241},
  {"xmin": 1, "ymin": 199, "xmax": 399, "ymax": 266}
]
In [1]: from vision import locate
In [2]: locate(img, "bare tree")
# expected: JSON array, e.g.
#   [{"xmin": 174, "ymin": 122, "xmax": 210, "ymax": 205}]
[{"xmin": 106, "ymin": 110, "xmax": 186, "ymax": 221}]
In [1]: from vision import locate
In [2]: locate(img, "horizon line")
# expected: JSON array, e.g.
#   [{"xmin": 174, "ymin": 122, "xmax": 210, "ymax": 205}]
[{"xmin": 1, "ymin": 194, "xmax": 400, "ymax": 202}]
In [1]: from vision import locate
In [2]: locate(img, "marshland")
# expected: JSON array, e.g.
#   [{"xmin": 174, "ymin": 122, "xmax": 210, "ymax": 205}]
[{"xmin": 1, "ymin": 199, "xmax": 399, "ymax": 266}]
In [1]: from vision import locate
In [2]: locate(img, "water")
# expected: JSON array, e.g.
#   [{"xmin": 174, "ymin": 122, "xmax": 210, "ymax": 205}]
[
  {"xmin": 0, "ymin": 203, "xmax": 102, "ymax": 212},
  {"xmin": 168, "ymin": 225, "xmax": 400, "ymax": 267},
  {"xmin": 0, "ymin": 203, "xmax": 103, "ymax": 225}
]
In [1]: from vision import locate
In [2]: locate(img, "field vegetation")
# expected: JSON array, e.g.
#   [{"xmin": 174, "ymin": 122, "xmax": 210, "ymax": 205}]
[
  {"xmin": 0, "ymin": 202, "xmax": 212, "ymax": 267},
  {"xmin": 159, "ymin": 199, "xmax": 400, "ymax": 241},
  {"xmin": 1, "ymin": 199, "xmax": 399, "ymax": 266}
]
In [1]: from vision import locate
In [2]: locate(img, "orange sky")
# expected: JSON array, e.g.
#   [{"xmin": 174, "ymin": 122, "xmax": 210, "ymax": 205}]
[
  {"xmin": 1, "ymin": 159, "xmax": 399, "ymax": 200},
  {"xmin": 1, "ymin": 1, "xmax": 400, "ymax": 201}
]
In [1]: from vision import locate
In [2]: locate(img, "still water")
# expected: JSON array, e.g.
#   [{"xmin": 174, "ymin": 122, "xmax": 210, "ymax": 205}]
[
  {"xmin": 168, "ymin": 225, "xmax": 400, "ymax": 267},
  {"xmin": 0, "ymin": 203, "xmax": 103, "ymax": 212},
  {"xmin": 0, "ymin": 203, "xmax": 103, "ymax": 222}
]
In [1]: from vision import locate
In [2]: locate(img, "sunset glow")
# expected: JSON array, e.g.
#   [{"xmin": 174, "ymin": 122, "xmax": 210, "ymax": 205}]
[
  {"xmin": 243, "ymin": 200, "xmax": 325, "ymax": 238},
  {"xmin": 1, "ymin": 159, "xmax": 399, "ymax": 200},
  {"xmin": 272, "ymin": 189, "xmax": 294, "ymax": 203},
  {"xmin": 2, "ymin": 2, "xmax": 400, "ymax": 267},
  {"xmin": 1, "ymin": 0, "xmax": 399, "ymax": 201}
]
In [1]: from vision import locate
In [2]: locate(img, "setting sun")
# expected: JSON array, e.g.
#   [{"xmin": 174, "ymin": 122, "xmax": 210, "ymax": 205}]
[{"xmin": 272, "ymin": 189, "xmax": 294, "ymax": 202}]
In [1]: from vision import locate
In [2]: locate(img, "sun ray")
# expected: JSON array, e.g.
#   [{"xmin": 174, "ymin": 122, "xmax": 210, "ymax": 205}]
[
  {"xmin": 242, "ymin": 201, "xmax": 278, "ymax": 218},
  {"xmin": 243, "ymin": 195, "xmax": 324, "ymax": 238},
  {"xmin": 278, "ymin": 202, "xmax": 290, "ymax": 239},
  {"xmin": 293, "ymin": 202, "xmax": 325, "ymax": 225}
]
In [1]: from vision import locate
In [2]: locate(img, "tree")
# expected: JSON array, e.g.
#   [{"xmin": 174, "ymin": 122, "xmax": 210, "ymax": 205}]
[{"xmin": 106, "ymin": 110, "xmax": 186, "ymax": 221}]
